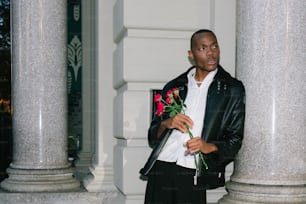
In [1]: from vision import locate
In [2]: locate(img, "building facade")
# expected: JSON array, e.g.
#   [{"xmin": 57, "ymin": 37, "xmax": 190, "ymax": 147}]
[{"xmin": 0, "ymin": 0, "xmax": 305, "ymax": 204}]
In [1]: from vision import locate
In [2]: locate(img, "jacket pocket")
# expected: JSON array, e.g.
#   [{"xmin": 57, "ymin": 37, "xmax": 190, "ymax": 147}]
[{"xmin": 197, "ymin": 171, "xmax": 225, "ymax": 189}]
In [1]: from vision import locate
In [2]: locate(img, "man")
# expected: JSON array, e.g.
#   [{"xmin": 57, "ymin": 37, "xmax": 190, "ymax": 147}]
[{"xmin": 140, "ymin": 29, "xmax": 245, "ymax": 204}]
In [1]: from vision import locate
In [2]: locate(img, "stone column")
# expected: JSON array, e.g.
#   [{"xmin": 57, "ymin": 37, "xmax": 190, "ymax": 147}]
[
  {"xmin": 219, "ymin": 0, "xmax": 306, "ymax": 203},
  {"xmin": 0, "ymin": 0, "xmax": 80, "ymax": 192}
]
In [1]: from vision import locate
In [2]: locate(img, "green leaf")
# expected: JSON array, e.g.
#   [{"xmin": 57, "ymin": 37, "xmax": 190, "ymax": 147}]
[{"xmin": 169, "ymin": 111, "xmax": 176, "ymax": 117}]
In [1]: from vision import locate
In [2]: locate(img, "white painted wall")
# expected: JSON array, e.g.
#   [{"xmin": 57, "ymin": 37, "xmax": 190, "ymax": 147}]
[
  {"xmin": 85, "ymin": 0, "xmax": 237, "ymax": 203},
  {"xmin": 82, "ymin": 0, "xmax": 117, "ymax": 192}
]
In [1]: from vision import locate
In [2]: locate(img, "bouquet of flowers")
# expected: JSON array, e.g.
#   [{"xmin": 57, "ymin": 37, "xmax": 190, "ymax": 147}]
[{"xmin": 154, "ymin": 87, "xmax": 208, "ymax": 170}]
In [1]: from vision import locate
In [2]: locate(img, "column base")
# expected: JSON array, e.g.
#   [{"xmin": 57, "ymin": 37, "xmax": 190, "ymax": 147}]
[
  {"xmin": 0, "ymin": 167, "xmax": 80, "ymax": 192},
  {"xmin": 83, "ymin": 165, "xmax": 117, "ymax": 192},
  {"xmin": 219, "ymin": 181, "xmax": 306, "ymax": 204},
  {"xmin": 0, "ymin": 190, "xmax": 117, "ymax": 204}
]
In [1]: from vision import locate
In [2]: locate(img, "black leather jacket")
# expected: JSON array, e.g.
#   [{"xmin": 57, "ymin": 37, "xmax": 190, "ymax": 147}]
[{"xmin": 140, "ymin": 65, "xmax": 245, "ymax": 189}]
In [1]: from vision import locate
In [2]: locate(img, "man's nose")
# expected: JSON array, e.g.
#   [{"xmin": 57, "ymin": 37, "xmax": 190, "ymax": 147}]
[{"xmin": 206, "ymin": 47, "xmax": 213, "ymax": 56}]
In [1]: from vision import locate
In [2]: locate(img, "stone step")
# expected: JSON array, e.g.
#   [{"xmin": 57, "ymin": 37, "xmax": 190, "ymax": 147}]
[{"xmin": 0, "ymin": 190, "xmax": 118, "ymax": 204}]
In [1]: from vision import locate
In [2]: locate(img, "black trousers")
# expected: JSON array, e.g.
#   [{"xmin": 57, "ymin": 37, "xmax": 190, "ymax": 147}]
[{"xmin": 144, "ymin": 160, "xmax": 207, "ymax": 204}]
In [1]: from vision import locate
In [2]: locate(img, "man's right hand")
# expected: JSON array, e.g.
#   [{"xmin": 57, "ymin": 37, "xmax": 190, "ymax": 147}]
[{"xmin": 157, "ymin": 113, "xmax": 193, "ymax": 138}]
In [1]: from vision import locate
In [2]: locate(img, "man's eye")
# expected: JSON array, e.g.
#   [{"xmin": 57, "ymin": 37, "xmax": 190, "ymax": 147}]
[
  {"xmin": 198, "ymin": 47, "xmax": 205, "ymax": 52},
  {"xmin": 212, "ymin": 44, "xmax": 219, "ymax": 49}
]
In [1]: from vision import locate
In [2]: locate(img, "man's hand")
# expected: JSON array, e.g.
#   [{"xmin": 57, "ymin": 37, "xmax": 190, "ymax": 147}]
[
  {"xmin": 156, "ymin": 113, "xmax": 193, "ymax": 138},
  {"xmin": 184, "ymin": 137, "xmax": 218, "ymax": 154}
]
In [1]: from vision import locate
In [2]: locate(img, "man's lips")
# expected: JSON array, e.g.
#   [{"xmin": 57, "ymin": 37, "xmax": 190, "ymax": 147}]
[{"xmin": 207, "ymin": 59, "xmax": 217, "ymax": 65}]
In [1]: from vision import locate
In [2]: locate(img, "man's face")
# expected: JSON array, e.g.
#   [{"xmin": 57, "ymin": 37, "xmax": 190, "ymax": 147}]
[{"xmin": 188, "ymin": 32, "xmax": 220, "ymax": 72}]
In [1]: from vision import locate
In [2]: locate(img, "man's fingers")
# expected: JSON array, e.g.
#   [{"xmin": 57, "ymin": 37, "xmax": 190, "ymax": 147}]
[{"xmin": 184, "ymin": 137, "xmax": 202, "ymax": 154}]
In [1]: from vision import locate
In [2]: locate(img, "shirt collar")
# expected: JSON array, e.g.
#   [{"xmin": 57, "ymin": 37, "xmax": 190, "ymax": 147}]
[{"xmin": 187, "ymin": 68, "xmax": 218, "ymax": 87}]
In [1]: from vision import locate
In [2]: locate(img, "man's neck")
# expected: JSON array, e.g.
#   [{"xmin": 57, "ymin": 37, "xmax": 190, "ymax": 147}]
[{"xmin": 194, "ymin": 70, "xmax": 209, "ymax": 82}]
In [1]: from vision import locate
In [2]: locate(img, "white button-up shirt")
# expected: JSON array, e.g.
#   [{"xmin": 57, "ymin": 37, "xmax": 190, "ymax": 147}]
[{"xmin": 157, "ymin": 68, "xmax": 217, "ymax": 169}]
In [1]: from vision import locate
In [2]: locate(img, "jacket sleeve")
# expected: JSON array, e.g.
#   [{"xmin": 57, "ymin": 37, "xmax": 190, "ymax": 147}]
[
  {"xmin": 148, "ymin": 117, "xmax": 163, "ymax": 148},
  {"xmin": 209, "ymin": 81, "xmax": 246, "ymax": 167}
]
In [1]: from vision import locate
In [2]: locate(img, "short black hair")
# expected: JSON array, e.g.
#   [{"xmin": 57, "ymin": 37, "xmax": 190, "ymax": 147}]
[{"xmin": 190, "ymin": 29, "xmax": 217, "ymax": 50}]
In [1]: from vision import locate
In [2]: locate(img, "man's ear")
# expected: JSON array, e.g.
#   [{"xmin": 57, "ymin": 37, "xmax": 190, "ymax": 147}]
[
  {"xmin": 188, "ymin": 50, "xmax": 194, "ymax": 65},
  {"xmin": 188, "ymin": 50, "xmax": 193, "ymax": 58}
]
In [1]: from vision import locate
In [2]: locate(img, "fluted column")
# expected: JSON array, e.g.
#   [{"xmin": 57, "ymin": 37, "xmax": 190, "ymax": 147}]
[
  {"xmin": 0, "ymin": 0, "xmax": 80, "ymax": 192},
  {"xmin": 219, "ymin": 0, "xmax": 306, "ymax": 203}
]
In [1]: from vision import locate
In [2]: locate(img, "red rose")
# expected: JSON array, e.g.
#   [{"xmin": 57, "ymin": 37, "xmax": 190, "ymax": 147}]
[
  {"xmin": 154, "ymin": 94, "xmax": 162, "ymax": 102},
  {"xmin": 156, "ymin": 102, "xmax": 165, "ymax": 116},
  {"xmin": 172, "ymin": 87, "xmax": 179, "ymax": 98},
  {"xmin": 166, "ymin": 97, "xmax": 173, "ymax": 104},
  {"xmin": 166, "ymin": 90, "xmax": 173, "ymax": 98}
]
